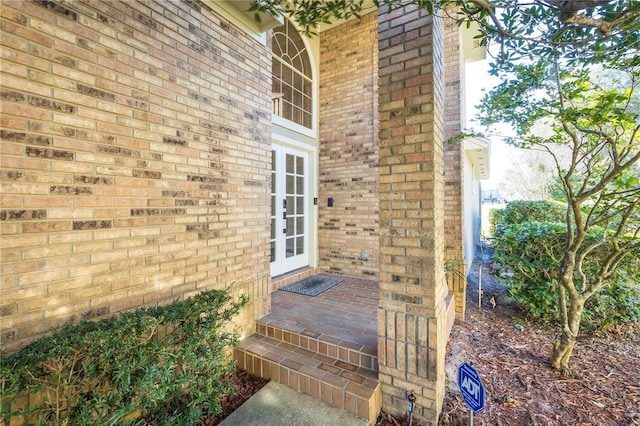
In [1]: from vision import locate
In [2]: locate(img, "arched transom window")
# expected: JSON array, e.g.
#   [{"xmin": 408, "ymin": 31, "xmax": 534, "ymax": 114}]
[{"xmin": 272, "ymin": 19, "xmax": 313, "ymax": 129}]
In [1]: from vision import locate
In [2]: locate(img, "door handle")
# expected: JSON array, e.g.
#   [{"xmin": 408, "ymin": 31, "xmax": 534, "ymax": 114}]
[{"xmin": 283, "ymin": 199, "xmax": 287, "ymax": 233}]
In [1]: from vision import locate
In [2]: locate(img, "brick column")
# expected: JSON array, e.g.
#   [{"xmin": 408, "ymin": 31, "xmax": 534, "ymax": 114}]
[
  {"xmin": 377, "ymin": 5, "xmax": 448, "ymax": 423},
  {"xmin": 443, "ymin": 15, "xmax": 467, "ymax": 318}
]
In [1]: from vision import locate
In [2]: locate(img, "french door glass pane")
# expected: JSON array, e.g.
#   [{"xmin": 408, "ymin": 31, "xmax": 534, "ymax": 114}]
[
  {"xmin": 296, "ymin": 177, "xmax": 303, "ymax": 194},
  {"xmin": 296, "ymin": 236, "xmax": 304, "ymax": 255},
  {"xmin": 286, "ymin": 217, "xmax": 294, "ymax": 236},
  {"xmin": 286, "ymin": 196, "xmax": 294, "ymax": 215},
  {"xmin": 296, "ymin": 196, "xmax": 303, "ymax": 214},
  {"xmin": 286, "ymin": 175, "xmax": 294, "ymax": 193},
  {"xmin": 286, "ymin": 238, "xmax": 294, "ymax": 258},
  {"xmin": 286, "ymin": 154, "xmax": 294, "ymax": 173}
]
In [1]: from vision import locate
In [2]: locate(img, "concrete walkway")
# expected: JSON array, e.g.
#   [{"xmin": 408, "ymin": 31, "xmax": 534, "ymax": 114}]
[{"xmin": 219, "ymin": 381, "xmax": 370, "ymax": 426}]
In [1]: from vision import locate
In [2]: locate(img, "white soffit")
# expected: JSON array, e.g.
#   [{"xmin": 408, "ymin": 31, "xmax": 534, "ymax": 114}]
[
  {"xmin": 462, "ymin": 21, "xmax": 486, "ymax": 63},
  {"xmin": 205, "ymin": 1, "xmax": 283, "ymax": 35},
  {"xmin": 463, "ymin": 136, "xmax": 491, "ymax": 180}
]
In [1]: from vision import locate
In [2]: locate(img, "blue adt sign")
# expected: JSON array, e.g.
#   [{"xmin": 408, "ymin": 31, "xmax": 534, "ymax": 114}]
[{"xmin": 458, "ymin": 362, "xmax": 485, "ymax": 413}]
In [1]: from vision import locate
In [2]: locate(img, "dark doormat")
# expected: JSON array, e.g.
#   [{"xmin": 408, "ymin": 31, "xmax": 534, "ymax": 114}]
[{"xmin": 280, "ymin": 275, "xmax": 343, "ymax": 296}]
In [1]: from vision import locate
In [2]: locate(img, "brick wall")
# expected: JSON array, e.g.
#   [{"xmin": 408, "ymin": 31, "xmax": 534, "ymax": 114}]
[
  {"xmin": 318, "ymin": 12, "xmax": 379, "ymax": 279},
  {"xmin": 0, "ymin": 0, "xmax": 272, "ymax": 353},
  {"xmin": 377, "ymin": 5, "xmax": 448, "ymax": 423},
  {"xmin": 442, "ymin": 14, "xmax": 466, "ymax": 317}
]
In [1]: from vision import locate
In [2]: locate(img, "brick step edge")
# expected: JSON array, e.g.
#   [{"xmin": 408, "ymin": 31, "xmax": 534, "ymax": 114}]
[
  {"xmin": 236, "ymin": 334, "xmax": 381, "ymax": 423},
  {"xmin": 255, "ymin": 320, "xmax": 378, "ymax": 371}
]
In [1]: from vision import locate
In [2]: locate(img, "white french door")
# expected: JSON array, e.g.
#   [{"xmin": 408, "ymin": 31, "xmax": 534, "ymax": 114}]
[{"xmin": 270, "ymin": 145, "xmax": 309, "ymax": 276}]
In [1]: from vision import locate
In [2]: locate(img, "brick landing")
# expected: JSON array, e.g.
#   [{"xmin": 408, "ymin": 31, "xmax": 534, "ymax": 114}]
[{"xmin": 235, "ymin": 275, "xmax": 381, "ymax": 423}]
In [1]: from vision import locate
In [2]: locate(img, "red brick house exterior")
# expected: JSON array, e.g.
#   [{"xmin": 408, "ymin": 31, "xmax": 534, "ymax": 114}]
[{"xmin": 0, "ymin": 1, "xmax": 471, "ymax": 423}]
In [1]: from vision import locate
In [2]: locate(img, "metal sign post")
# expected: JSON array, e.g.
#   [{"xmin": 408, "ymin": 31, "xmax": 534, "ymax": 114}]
[
  {"xmin": 478, "ymin": 265, "xmax": 482, "ymax": 309},
  {"xmin": 458, "ymin": 362, "xmax": 485, "ymax": 426},
  {"xmin": 407, "ymin": 391, "xmax": 416, "ymax": 426}
]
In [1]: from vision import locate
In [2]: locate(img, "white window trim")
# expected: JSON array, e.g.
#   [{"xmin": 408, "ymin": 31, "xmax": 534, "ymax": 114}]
[
  {"xmin": 271, "ymin": 19, "xmax": 319, "ymax": 138},
  {"xmin": 273, "ymin": 115, "xmax": 316, "ymax": 140},
  {"xmin": 269, "ymin": 19, "xmax": 320, "ymax": 276}
]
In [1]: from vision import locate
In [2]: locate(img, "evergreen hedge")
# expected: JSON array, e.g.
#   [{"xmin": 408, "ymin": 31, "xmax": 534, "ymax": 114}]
[
  {"xmin": 1, "ymin": 289, "xmax": 249, "ymax": 425},
  {"xmin": 491, "ymin": 201, "xmax": 640, "ymax": 329}
]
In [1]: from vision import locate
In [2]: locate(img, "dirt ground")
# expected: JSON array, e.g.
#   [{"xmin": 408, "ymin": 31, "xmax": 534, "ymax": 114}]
[{"xmin": 208, "ymin": 258, "xmax": 640, "ymax": 426}]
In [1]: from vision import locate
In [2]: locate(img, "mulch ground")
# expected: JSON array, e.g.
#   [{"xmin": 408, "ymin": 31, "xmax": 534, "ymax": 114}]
[
  {"xmin": 207, "ymin": 260, "xmax": 640, "ymax": 426},
  {"xmin": 437, "ymin": 261, "xmax": 640, "ymax": 426},
  {"xmin": 439, "ymin": 303, "xmax": 640, "ymax": 425},
  {"xmin": 202, "ymin": 370, "xmax": 269, "ymax": 426}
]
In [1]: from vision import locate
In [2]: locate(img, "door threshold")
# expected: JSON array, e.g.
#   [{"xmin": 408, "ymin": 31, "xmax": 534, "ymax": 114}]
[{"xmin": 271, "ymin": 266, "xmax": 320, "ymax": 291}]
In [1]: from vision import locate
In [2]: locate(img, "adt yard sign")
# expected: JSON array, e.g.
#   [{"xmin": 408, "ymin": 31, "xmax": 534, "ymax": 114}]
[{"xmin": 458, "ymin": 362, "xmax": 485, "ymax": 414}]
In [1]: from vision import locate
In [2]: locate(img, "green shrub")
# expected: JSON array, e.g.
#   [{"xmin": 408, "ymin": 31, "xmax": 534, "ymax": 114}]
[
  {"xmin": 1, "ymin": 289, "xmax": 249, "ymax": 425},
  {"xmin": 488, "ymin": 207, "xmax": 505, "ymax": 236},
  {"xmin": 491, "ymin": 221, "xmax": 640, "ymax": 329},
  {"xmin": 490, "ymin": 199, "xmax": 566, "ymax": 235}
]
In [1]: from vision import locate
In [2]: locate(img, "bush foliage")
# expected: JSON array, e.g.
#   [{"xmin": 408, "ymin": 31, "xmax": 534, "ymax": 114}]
[
  {"xmin": 491, "ymin": 201, "xmax": 640, "ymax": 329},
  {"xmin": 489, "ymin": 199, "xmax": 566, "ymax": 235},
  {"xmin": 1, "ymin": 289, "xmax": 249, "ymax": 425}
]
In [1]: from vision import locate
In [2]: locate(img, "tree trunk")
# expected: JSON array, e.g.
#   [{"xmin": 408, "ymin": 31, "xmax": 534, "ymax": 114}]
[
  {"xmin": 550, "ymin": 299, "xmax": 584, "ymax": 370},
  {"xmin": 550, "ymin": 330, "xmax": 577, "ymax": 370}
]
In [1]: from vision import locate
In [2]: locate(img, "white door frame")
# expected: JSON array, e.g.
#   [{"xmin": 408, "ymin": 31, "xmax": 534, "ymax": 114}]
[{"xmin": 271, "ymin": 143, "xmax": 314, "ymax": 277}]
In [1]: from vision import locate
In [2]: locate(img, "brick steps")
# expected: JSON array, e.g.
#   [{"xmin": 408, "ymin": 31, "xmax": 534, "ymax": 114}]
[
  {"xmin": 236, "ymin": 276, "xmax": 381, "ymax": 422},
  {"xmin": 255, "ymin": 318, "xmax": 378, "ymax": 371},
  {"xmin": 236, "ymin": 332, "xmax": 381, "ymax": 423}
]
